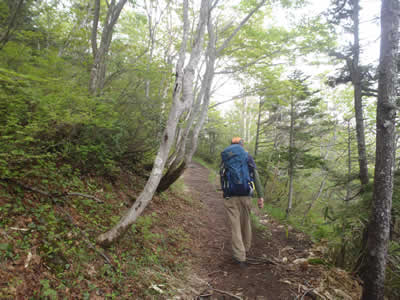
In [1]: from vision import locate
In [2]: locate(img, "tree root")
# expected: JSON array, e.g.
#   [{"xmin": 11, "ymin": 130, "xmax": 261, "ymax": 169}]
[{"xmin": 246, "ymin": 256, "xmax": 277, "ymax": 265}]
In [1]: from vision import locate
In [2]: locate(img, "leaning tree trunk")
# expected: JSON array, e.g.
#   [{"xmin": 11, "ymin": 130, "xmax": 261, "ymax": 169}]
[
  {"xmin": 164, "ymin": 76, "xmax": 206, "ymax": 173},
  {"xmin": 361, "ymin": 0, "xmax": 399, "ymax": 298},
  {"xmin": 157, "ymin": 0, "xmax": 267, "ymax": 193},
  {"xmin": 89, "ymin": 0, "xmax": 128, "ymax": 95},
  {"xmin": 157, "ymin": 12, "xmax": 217, "ymax": 193},
  {"xmin": 97, "ymin": 0, "xmax": 209, "ymax": 246}
]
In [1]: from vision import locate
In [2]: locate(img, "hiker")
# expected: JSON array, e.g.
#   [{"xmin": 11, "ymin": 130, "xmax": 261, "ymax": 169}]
[{"xmin": 220, "ymin": 137, "xmax": 264, "ymax": 266}]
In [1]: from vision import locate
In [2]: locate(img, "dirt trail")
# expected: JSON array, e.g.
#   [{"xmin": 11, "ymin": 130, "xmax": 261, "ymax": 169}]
[{"xmin": 182, "ymin": 162, "xmax": 360, "ymax": 300}]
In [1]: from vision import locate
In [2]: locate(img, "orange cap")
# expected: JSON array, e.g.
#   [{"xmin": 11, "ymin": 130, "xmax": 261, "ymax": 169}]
[{"xmin": 231, "ymin": 137, "xmax": 243, "ymax": 144}]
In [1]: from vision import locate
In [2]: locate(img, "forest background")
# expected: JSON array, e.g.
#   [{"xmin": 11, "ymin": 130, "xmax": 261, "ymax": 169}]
[{"xmin": 0, "ymin": 0, "xmax": 399, "ymax": 299}]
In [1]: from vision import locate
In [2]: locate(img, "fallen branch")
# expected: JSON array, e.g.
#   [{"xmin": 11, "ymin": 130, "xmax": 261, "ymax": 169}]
[
  {"xmin": 300, "ymin": 288, "xmax": 316, "ymax": 300},
  {"xmin": 197, "ymin": 285, "xmax": 213, "ymax": 299},
  {"xmin": 213, "ymin": 288, "xmax": 242, "ymax": 300},
  {"xmin": 65, "ymin": 192, "xmax": 103, "ymax": 203},
  {"xmin": 3, "ymin": 179, "xmax": 103, "ymax": 203},
  {"xmin": 296, "ymin": 284, "xmax": 321, "ymax": 300},
  {"xmin": 3, "ymin": 179, "xmax": 114, "ymax": 271},
  {"xmin": 207, "ymin": 270, "xmax": 224, "ymax": 276},
  {"xmin": 198, "ymin": 292, "xmax": 213, "ymax": 298},
  {"xmin": 9, "ymin": 227, "xmax": 29, "ymax": 231},
  {"xmin": 58, "ymin": 207, "xmax": 116, "ymax": 271},
  {"xmin": 198, "ymin": 284, "xmax": 243, "ymax": 300}
]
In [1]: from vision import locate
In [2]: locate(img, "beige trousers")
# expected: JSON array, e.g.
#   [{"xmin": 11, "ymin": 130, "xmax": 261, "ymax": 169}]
[{"xmin": 224, "ymin": 196, "xmax": 252, "ymax": 262}]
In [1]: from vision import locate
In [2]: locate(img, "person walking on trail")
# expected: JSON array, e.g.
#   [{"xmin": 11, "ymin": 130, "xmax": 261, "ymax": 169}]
[{"xmin": 220, "ymin": 137, "xmax": 264, "ymax": 266}]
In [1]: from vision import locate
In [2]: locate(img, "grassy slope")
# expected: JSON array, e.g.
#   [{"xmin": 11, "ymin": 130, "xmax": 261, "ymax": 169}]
[{"xmin": 0, "ymin": 170, "xmax": 201, "ymax": 299}]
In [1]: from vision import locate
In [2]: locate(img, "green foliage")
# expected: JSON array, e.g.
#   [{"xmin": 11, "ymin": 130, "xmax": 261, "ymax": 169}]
[
  {"xmin": 40, "ymin": 279, "xmax": 58, "ymax": 300},
  {"xmin": 1, "ymin": 172, "xmax": 192, "ymax": 298},
  {"xmin": 0, "ymin": 45, "xmax": 160, "ymax": 181},
  {"xmin": 263, "ymin": 203, "xmax": 287, "ymax": 221},
  {"xmin": 0, "ymin": 0, "xmax": 172, "ymax": 184},
  {"xmin": 0, "ymin": 0, "xmax": 393, "ymax": 297},
  {"xmin": 0, "ymin": 242, "xmax": 13, "ymax": 260},
  {"xmin": 307, "ymin": 257, "xmax": 331, "ymax": 266},
  {"xmin": 386, "ymin": 241, "xmax": 400, "ymax": 298}
]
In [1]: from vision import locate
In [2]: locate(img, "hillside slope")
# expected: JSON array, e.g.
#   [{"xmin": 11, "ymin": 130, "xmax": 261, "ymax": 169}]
[{"xmin": 0, "ymin": 162, "xmax": 361, "ymax": 299}]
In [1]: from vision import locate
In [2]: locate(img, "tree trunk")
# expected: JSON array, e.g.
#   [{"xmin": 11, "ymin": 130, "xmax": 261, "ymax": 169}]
[
  {"xmin": 302, "ymin": 176, "xmax": 326, "ymax": 222},
  {"xmin": 89, "ymin": 0, "xmax": 128, "ymax": 95},
  {"xmin": 144, "ymin": 0, "xmax": 169, "ymax": 99},
  {"xmin": 286, "ymin": 96, "xmax": 295, "ymax": 218},
  {"xmin": 157, "ymin": 13, "xmax": 217, "ymax": 194},
  {"xmin": 186, "ymin": 0, "xmax": 268, "ymax": 165},
  {"xmin": 91, "ymin": 0, "xmax": 100, "ymax": 57},
  {"xmin": 254, "ymin": 97, "xmax": 263, "ymax": 158},
  {"xmin": 157, "ymin": 0, "xmax": 267, "ymax": 193},
  {"xmin": 361, "ymin": 0, "xmax": 399, "ymax": 298},
  {"xmin": 240, "ymin": 97, "xmax": 246, "ymax": 139},
  {"xmin": 185, "ymin": 14, "xmax": 217, "ymax": 164},
  {"xmin": 157, "ymin": 161, "xmax": 186, "ymax": 193},
  {"xmin": 351, "ymin": 0, "xmax": 369, "ymax": 186},
  {"xmin": 302, "ymin": 123, "xmax": 336, "ymax": 222},
  {"xmin": 165, "ymin": 78, "xmax": 206, "ymax": 173},
  {"xmin": 346, "ymin": 119, "xmax": 352, "ymax": 202},
  {"xmin": 0, "ymin": 0, "xmax": 25, "ymax": 50},
  {"xmin": 59, "ymin": 2, "xmax": 93, "ymax": 57},
  {"xmin": 97, "ymin": 0, "xmax": 209, "ymax": 246}
]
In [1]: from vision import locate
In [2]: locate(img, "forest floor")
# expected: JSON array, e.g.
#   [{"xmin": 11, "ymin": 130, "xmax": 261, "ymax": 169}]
[
  {"xmin": 0, "ymin": 161, "xmax": 363, "ymax": 299},
  {"xmin": 178, "ymin": 162, "xmax": 362, "ymax": 300}
]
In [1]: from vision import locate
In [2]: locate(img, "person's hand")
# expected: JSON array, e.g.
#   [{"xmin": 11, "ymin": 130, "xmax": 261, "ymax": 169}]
[{"xmin": 258, "ymin": 197, "xmax": 264, "ymax": 209}]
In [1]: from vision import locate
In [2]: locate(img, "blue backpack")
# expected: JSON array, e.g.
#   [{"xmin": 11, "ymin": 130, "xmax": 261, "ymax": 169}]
[{"xmin": 220, "ymin": 144, "xmax": 253, "ymax": 198}]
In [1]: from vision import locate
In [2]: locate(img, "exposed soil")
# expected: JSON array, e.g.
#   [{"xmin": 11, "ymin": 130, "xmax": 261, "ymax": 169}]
[{"xmin": 181, "ymin": 162, "xmax": 361, "ymax": 300}]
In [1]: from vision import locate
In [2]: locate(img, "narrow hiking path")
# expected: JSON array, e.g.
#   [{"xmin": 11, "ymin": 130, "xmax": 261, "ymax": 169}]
[{"xmin": 181, "ymin": 162, "xmax": 362, "ymax": 300}]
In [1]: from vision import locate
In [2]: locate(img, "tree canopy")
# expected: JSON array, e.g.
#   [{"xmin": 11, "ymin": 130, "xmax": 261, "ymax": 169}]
[{"xmin": 1, "ymin": 0, "xmax": 399, "ymax": 298}]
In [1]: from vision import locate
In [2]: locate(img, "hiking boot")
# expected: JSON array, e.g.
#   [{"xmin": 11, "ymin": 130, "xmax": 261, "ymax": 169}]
[{"xmin": 233, "ymin": 257, "xmax": 248, "ymax": 268}]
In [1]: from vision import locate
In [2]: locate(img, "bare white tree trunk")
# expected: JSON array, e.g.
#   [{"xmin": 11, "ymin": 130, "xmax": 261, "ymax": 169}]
[
  {"xmin": 185, "ymin": 0, "xmax": 267, "ymax": 162},
  {"xmin": 97, "ymin": 0, "xmax": 209, "ymax": 246},
  {"xmin": 185, "ymin": 17, "xmax": 216, "ymax": 163},
  {"xmin": 157, "ymin": 0, "xmax": 267, "ymax": 192}
]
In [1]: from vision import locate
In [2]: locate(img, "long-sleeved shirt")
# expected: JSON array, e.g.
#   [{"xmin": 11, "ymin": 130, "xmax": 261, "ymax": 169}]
[{"xmin": 247, "ymin": 154, "xmax": 264, "ymax": 199}]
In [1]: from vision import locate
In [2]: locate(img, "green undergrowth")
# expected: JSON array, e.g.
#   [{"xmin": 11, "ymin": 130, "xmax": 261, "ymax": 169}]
[
  {"xmin": 0, "ymin": 172, "xmax": 195, "ymax": 299},
  {"xmin": 261, "ymin": 203, "xmax": 336, "ymax": 243}
]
